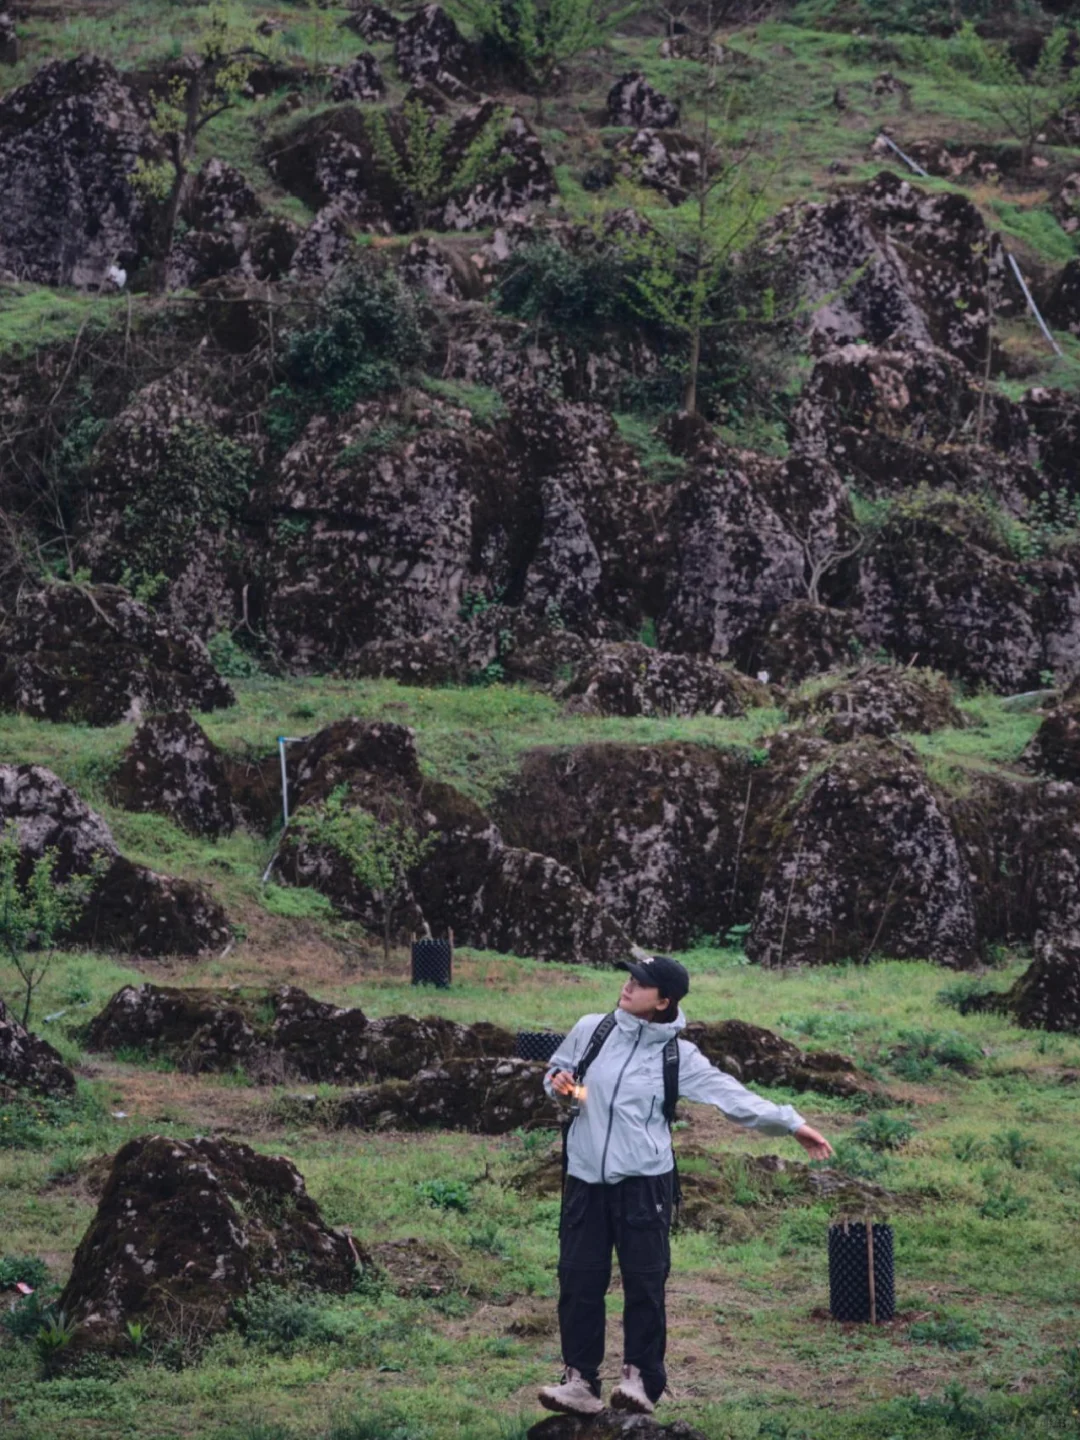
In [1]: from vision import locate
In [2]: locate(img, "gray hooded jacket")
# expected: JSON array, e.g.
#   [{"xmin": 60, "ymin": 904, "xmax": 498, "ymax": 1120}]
[{"xmin": 544, "ymin": 1008, "xmax": 806, "ymax": 1185}]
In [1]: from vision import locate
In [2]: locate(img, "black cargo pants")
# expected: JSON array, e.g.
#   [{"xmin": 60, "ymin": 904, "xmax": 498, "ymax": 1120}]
[{"xmin": 558, "ymin": 1170, "xmax": 674, "ymax": 1404}]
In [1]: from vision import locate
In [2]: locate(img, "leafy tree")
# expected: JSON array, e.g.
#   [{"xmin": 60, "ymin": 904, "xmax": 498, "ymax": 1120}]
[
  {"xmin": 0, "ymin": 827, "xmax": 100, "ymax": 1028},
  {"xmin": 366, "ymin": 98, "xmax": 513, "ymax": 230},
  {"xmin": 948, "ymin": 22, "xmax": 1080, "ymax": 167},
  {"xmin": 294, "ymin": 786, "xmax": 437, "ymax": 962},
  {"xmin": 133, "ymin": 8, "xmax": 268, "ymax": 289},
  {"xmin": 625, "ymin": 10, "xmax": 779, "ymax": 415},
  {"xmin": 447, "ymin": 0, "xmax": 636, "ymax": 116}
]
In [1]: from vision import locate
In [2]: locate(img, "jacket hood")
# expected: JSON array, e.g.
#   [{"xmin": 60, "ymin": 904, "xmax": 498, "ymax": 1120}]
[{"xmin": 613, "ymin": 1004, "xmax": 686, "ymax": 1046}]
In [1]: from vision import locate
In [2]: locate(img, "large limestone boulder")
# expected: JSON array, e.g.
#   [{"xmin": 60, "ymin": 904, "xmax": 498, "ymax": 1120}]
[
  {"xmin": 393, "ymin": 4, "xmax": 474, "ymax": 90},
  {"xmin": 747, "ymin": 738, "xmax": 978, "ymax": 968},
  {"xmin": 1045, "ymin": 258, "xmax": 1080, "ymax": 336},
  {"xmin": 614, "ymin": 129, "xmax": 702, "ymax": 202},
  {"xmin": 0, "ymin": 764, "xmax": 230, "ymax": 956},
  {"xmin": 685, "ymin": 1018, "xmax": 871, "ymax": 1098},
  {"xmin": 0, "ymin": 997, "xmax": 76, "ymax": 1096},
  {"xmin": 329, "ymin": 52, "xmax": 385, "ymax": 102},
  {"xmin": 606, "ymin": 72, "xmax": 679, "ymax": 128},
  {"xmin": 110, "ymin": 712, "xmax": 235, "ymax": 839},
  {"xmin": 277, "ymin": 719, "xmax": 632, "ymax": 964},
  {"xmin": 329, "ymin": 1056, "xmax": 560, "ymax": 1132},
  {"xmin": 0, "ymin": 584, "xmax": 233, "ymax": 725},
  {"xmin": 748, "ymin": 601, "xmax": 859, "ymax": 685},
  {"xmin": 58, "ymin": 1136, "xmax": 361, "ymax": 1355},
  {"xmin": 495, "ymin": 743, "xmax": 759, "ymax": 950},
  {"xmin": 86, "ymin": 982, "xmax": 514, "ymax": 1081},
  {"xmin": 0, "ymin": 56, "xmax": 156, "ymax": 287},
  {"xmin": 166, "ymin": 159, "xmax": 301, "ymax": 290},
  {"xmin": 788, "ymin": 663, "xmax": 966, "ymax": 741},
  {"xmin": 1022, "ymin": 685, "xmax": 1080, "ymax": 780},
  {"xmin": 981, "ymin": 930, "xmax": 1080, "ymax": 1034},
  {"xmin": 776, "ymin": 171, "xmax": 999, "ymax": 368},
  {"xmin": 560, "ymin": 642, "xmax": 766, "ymax": 718}
]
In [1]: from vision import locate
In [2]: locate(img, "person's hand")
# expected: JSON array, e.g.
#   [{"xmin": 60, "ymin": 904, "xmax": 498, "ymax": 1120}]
[
  {"xmin": 794, "ymin": 1125, "xmax": 834, "ymax": 1161},
  {"xmin": 550, "ymin": 1070, "xmax": 576, "ymax": 1096}
]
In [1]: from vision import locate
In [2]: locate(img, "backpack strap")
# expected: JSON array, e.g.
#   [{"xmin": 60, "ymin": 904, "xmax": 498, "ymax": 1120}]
[
  {"xmin": 561, "ymin": 1013, "xmax": 617, "ymax": 1188},
  {"xmin": 664, "ymin": 1037, "xmax": 683, "ymax": 1224}
]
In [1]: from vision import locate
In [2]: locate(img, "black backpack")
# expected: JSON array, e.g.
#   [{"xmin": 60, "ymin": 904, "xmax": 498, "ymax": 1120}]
[{"xmin": 559, "ymin": 1012, "xmax": 682, "ymax": 1215}]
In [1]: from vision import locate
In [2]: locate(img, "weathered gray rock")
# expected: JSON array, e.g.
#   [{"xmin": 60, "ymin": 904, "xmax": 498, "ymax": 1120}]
[
  {"xmin": 1045, "ymin": 258, "xmax": 1080, "ymax": 335},
  {"xmin": 276, "ymin": 719, "xmax": 632, "ymax": 964},
  {"xmin": 0, "ymin": 997, "xmax": 76, "ymax": 1096},
  {"xmin": 1024, "ymin": 685, "xmax": 1080, "ymax": 780},
  {"xmin": 0, "ymin": 764, "xmax": 230, "ymax": 956},
  {"xmin": 110, "ymin": 712, "xmax": 235, "ymax": 839},
  {"xmin": 344, "ymin": 1, "xmax": 399, "ymax": 39},
  {"xmin": 685, "ymin": 1017, "xmax": 871, "ymax": 1097},
  {"xmin": 615, "ymin": 129, "xmax": 701, "ymax": 202},
  {"xmin": 775, "ymin": 171, "xmax": 1001, "ymax": 368},
  {"xmin": 86, "ymin": 981, "xmax": 514, "ymax": 1081},
  {"xmin": 747, "ymin": 738, "xmax": 978, "ymax": 968},
  {"xmin": 330, "ymin": 52, "xmax": 385, "ymax": 101},
  {"xmin": 748, "ymin": 601, "xmax": 859, "ymax": 685},
  {"xmin": 0, "ymin": 584, "xmax": 233, "ymax": 725},
  {"xmin": 58, "ymin": 1135, "xmax": 362, "ymax": 1355},
  {"xmin": 496, "ymin": 742, "xmax": 759, "ymax": 951},
  {"xmin": 328, "ymin": 1056, "xmax": 560, "ymax": 1132},
  {"xmin": 560, "ymin": 642, "xmax": 766, "ymax": 718},
  {"xmin": 394, "ymin": 4, "xmax": 473, "ymax": 90},
  {"xmin": 290, "ymin": 205, "xmax": 357, "ymax": 278},
  {"xmin": 399, "ymin": 234, "xmax": 484, "ymax": 298},
  {"xmin": 607, "ymin": 72, "xmax": 679, "ymax": 128},
  {"xmin": 0, "ymin": 56, "xmax": 155, "ymax": 287},
  {"xmin": 979, "ymin": 929, "xmax": 1080, "ymax": 1034},
  {"xmin": 788, "ymin": 663, "xmax": 966, "ymax": 741}
]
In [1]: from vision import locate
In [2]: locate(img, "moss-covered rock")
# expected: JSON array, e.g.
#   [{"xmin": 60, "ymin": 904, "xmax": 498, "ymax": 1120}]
[{"xmin": 788, "ymin": 663, "xmax": 966, "ymax": 741}]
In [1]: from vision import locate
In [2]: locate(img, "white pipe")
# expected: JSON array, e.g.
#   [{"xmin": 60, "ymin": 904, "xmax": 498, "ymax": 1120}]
[
  {"xmin": 876, "ymin": 133, "xmax": 929, "ymax": 178},
  {"xmin": 1007, "ymin": 251, "xmax": 1064, "ymax": 358}
]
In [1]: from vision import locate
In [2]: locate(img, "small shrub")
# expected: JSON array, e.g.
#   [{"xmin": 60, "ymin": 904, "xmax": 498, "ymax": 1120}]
[
  {"xmin": 235, "ymin": 1284, "xmax": 347, "ymax": 1353},
  {"xmin": 207, "ymin": 630, "xmax": 264, "ymax": 679},
  {"xmin": 1, "ymin": 1291, "xmax": 56, "ymax": 1340},
  {"xmin": 828, "ymin": 1137, "xmax": 890, "ymax": 1181},
  {"xmin": 991, "ymin": 1127, "xmax": 1037, "ymax": 1170},
  {"xmin": 978, "ymin": 1182, "xmax": 1031, "ymax": 1220},
  {"xmin": 0, "ymin": 1254, "xmax": 50, "ymax": 1290},
  {"xmin": 466, "ymin": 1220, "xmax": 508, "ymax": 1256},
  {"xmin": 853, "ymin": 1113, "xmax": 916, "ymax": 1153},
  {"xmin": 910, "ymin": 1315, "xmax": 981, "ymax": 1351},
  {"xmin": 887, "ymin": 1028, "xmax": 981, "ymax": 1079},
  {"xmin": 415, "ymin": 1178, "xmax": 472, "ymax": 1213},
  {"xmin": 421, "ymin": 377, "xmax": 506, "ymax": 428},
  {"xmin": 951, "ymin": 1133, "xmax": 985, "ymax": 1162},
  {"xmin": 937, "ymin": 978, "xmax": 1000, "ymax": 1015},
  {"xmin": 34, "ymin": 1308, "xmax": 78, "ymax": 1376}
]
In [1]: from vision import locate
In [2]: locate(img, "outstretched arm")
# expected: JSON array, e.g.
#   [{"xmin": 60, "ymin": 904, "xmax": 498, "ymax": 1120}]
[{"xmin": 679, "ymin": 1042, "xmax": 834, "ymax": 1157}]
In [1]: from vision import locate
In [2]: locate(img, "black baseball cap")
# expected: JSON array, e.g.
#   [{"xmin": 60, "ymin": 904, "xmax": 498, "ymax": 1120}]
[{"xmin": 617, "ymin": 955, "xmax": 690, "ymax": 1003}]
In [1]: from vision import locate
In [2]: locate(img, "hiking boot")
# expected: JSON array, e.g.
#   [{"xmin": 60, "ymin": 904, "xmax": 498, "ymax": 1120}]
[
  {"xmin": 538, "ymin": 1367, "xmax": 604, "ymax": 1416},
  {"xmin": 610, "ymin": 1363, "xmax": 655, "ymax": 1414}
]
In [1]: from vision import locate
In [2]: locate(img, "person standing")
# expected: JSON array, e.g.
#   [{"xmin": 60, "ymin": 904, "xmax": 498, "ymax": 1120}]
[{"xmin": 539, "ymin": 955, "xmax": 834, "ymax": 1417}]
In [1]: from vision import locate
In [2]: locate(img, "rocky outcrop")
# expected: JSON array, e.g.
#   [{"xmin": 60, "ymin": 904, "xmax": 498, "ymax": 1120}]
[
  {"xmin": 110, "ymin": 712, "xmax": 235, "ymax": 839},
  {"xmin": 496, "ymin": 743, "xmax": 759, "ymax": 950},
  {"xmin": 685, "ymin": 1018, "xmax": 870, "ymax": 1097},
  {"xmin": 606, "ymin": 72, "xmax": 679, "ymax": 128},
  {"xmin": 747, "ymin": 738, "xmax": 978, "ymax": 968},
  {"xmin": 615, "ymin": 129, "xmax": 702, "ymax": 202},
  {"xmin": 325, "ymin": 1056, "xmax": 560, "ymax": 1132},
  {"xmin": 399, "ymin": 234, "xmax": 484, "ymax": 298},
  {"xmin": 276, "ymin": 719, "xmax": 632, "ymax": 964},
  {"xmin": 0, "ymin": 997, "xmax": 76, "ymax": 1096},
  {"xmin": 0, "ymin": 764, "xmax": 230, "ymax": 956},
  {"xmin": 560, "ymin": 643, "xmax": 766, "ymax": 718},
  {"xmin": 977, "ymin": 930, "xmax": 1080, "ymax": 1034},
  {"xmin": 394, "ymin": 4, "xmax": 474, "ymax": 91},
  {"xmin": 1045, "ymin": 258, "xmax": 1080, "ymax": 336},
  {"xmin": 268, "ymin": 100, "xmax": 554, "ymax": 233},
  {"xmin": 788, "ymin": 663, "xmax": 966, "ymax": 741},
  {"xmin": 86, "ymin": 981, "xmax": 514, "ymax": 1081},
  {"xmin": 263, "ymin": 389, "xmax": 663, "ymax": 672},
  {"xmin": 329, "ymin": 52, "xmax": 385, "ymax": 102},
  {"xmin": 59, "ymin": 1136, "xmax": 361, "ymax": 1354},
  {"xmin": 1023, "ymin": 686, "xmax": 1080, "ymax": 780},
  {"xmin": 166, "ymin": 160, "xmax": 301, "ymax": 290},
  {"xmin": 0, "ymin": 56, "xmax": 155, "ymax": 287},
  {"xmin": 748, "ymin": 601, "xmax": 859, "ymax": 685},
  {"xmin": 528, "ymin": 1415, "xmax": 708, "ymax": 1440},
  {"xmin": 0, "ymin": 585, "xmax": 234, "ymax": 725},
  {"xmin": 777, "ymin": 172, "xmax": 1000, "ymax": 368}
]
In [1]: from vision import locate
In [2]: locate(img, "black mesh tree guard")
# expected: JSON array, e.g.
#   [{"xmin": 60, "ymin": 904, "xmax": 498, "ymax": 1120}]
[
  {"xmin": 514, "ymin": 1031, "xmax": 566, "ymax": 1063},
  {"xmin": 829, "ymin": 1219, "xmax": 894, "ymax": 1323},
  {"xmin": 411, "ymin": 938, "xmax": 452, "ymax": 988}
]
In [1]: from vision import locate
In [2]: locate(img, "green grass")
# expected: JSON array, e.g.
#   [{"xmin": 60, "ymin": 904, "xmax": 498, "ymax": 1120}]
[{"xmin": 0, "ymin": 286, "xmax": 126, "ymax": 358}]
